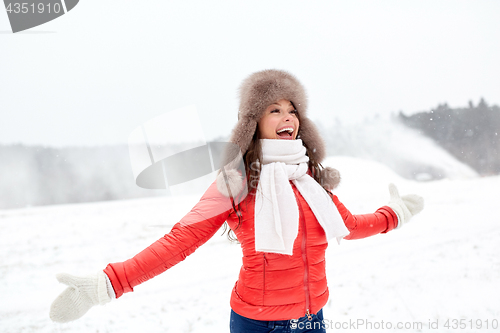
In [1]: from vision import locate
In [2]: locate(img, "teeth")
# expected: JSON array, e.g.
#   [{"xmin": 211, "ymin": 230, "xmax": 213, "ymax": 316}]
[{"xmin": 277, "ymin": 127, "xmax": 294, "ymax": 134}]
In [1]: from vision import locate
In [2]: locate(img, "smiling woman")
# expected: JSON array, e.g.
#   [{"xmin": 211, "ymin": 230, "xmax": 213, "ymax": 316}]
[{"xmin": 49, "ymin": 69, "xmax": 425, "ymax": 333}]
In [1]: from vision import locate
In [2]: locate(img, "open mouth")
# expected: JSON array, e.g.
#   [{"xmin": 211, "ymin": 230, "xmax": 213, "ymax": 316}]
[{"xmin": 276, "ymin": 127, "xmax": 294, "ymax": 139}]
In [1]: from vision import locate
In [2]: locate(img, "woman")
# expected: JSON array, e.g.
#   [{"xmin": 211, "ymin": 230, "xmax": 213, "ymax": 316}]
[{"xmin": 50, "ymin": 69, "xmax": 424, "ymax": 332}]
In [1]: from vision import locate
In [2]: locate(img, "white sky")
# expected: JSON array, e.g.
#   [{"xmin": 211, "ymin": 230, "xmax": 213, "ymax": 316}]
[{"xmin": 1, "ymin": 0, "xmax": 499, "ymax": 147}]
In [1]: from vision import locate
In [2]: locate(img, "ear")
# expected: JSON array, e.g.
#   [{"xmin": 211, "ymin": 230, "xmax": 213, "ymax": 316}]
[{"xmin": 320, "ymin": 167, "xmax": 341, "ymax": 190}]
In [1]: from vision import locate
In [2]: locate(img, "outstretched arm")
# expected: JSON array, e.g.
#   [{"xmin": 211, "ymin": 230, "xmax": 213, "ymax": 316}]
[
  {"xmin": 104, "ymin": 180, "xmax": 233, "ymax": 298},
  {"xmin": 330, "ymin": 184, "xmax": 424, "ymax": 240},
  {"xmin": 50, "ymin": 180, "xmax": 233, "ymax": 322},
  {"xmin": 331, "ymin": 193, "xmax": 398, "ymax": 240}
]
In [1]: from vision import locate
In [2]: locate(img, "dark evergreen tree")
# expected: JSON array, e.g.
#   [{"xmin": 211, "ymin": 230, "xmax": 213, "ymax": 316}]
[{"xmin": 399, "ymin": 99, "xmax": 500, "ymax": 175}]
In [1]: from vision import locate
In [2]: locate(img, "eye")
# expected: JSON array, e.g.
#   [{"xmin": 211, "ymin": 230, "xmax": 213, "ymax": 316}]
[
  {"xmin": 290, "ymin": 109, "xmax": 298, "ymax": 115},
  {"xmin": 270, "ymin": 109, "xmax": 280, "ymax": 113}
]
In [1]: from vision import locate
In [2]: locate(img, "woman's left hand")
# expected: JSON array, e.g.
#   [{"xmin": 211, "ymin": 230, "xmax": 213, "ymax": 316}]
[{"xmin": 386, "ymin": 183, "xmax": 424, "ymax": 228}]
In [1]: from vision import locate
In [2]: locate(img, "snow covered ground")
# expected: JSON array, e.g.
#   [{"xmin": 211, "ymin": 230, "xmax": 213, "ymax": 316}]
[{"xmin": 1, "ymin": 156, "xmax": 499, "ymax": 333}]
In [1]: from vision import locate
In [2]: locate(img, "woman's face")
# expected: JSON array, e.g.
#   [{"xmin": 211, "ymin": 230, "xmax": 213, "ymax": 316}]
[{"xmin": 257, "ymin": 99, "xmax": 300, "ymax": 140}]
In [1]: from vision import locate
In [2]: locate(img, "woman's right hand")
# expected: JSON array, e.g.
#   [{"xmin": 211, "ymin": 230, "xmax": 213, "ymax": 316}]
[{"xmin": 50, "ymin": 271, "xmax": 112, "ymax": 323}]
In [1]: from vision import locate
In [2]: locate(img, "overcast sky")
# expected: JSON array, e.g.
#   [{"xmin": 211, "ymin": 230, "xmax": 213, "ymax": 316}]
[{"xmin": 1, "ymin": 0, "xmax": 499, "ymax": 147}]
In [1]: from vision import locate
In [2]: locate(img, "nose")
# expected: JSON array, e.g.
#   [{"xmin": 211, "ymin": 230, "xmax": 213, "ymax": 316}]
[{"xmin": 283, "ymin": 113, "xmax": 293, "ymax": 122}]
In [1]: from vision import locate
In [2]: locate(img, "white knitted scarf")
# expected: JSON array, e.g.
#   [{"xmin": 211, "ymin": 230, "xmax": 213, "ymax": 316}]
[{"xmin": 254, "ymin": 139, "xmax": 350, "ymax": 255}]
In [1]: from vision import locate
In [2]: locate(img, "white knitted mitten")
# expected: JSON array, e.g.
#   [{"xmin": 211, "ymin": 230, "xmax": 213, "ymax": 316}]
[
  {"xmin": 50, "ymin": 271, "xmax": 111, "ymax": 323},
  {"xmin": 386, "ymin": 183, "xmax": 424, "ymax": 228}
]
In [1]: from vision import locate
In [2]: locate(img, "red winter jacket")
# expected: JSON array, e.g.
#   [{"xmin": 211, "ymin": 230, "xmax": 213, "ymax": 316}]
[{"xmin": 104, "ymin": 179, "xmax": 398, "ymax": 321}]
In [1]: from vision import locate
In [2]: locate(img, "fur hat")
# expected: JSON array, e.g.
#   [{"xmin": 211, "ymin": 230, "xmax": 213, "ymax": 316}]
[
  {"xmin": 217, "ymin": 69, "xmax": 340, "ymax": 197},
  {"xmin": 230, "ymin": 69, "xmax": 327, "ymax": 162}
]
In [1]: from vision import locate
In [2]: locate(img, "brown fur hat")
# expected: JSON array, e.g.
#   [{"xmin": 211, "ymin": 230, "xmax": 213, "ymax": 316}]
[
  {"xmin": 217, "ymin": 69, "xmax": 340, "ymax": 197},
  {"xmin": 229, "ymin": 69, "xmax": 326, "ymax": 163}
]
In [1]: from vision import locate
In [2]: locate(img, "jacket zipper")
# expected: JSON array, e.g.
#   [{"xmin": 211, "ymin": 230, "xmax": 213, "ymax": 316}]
[
  {"xmin": 297, "ymin": 197, "xmax": 312, "ymax": 321},
  {"xmin": 263, "ymin": 253, "xmax": 268, "ymax": 305}
]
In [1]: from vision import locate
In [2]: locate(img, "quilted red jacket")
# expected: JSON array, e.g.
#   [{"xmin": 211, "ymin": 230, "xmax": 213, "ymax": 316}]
[{"xmin": 104, "ymin": 179, "xmax": 398, "ymax": 321}]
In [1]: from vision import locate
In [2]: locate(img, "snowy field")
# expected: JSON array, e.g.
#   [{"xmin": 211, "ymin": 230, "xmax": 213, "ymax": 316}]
[{"xmin": 1, "ymin": 156, "xmax": 499, "ymax": 333}]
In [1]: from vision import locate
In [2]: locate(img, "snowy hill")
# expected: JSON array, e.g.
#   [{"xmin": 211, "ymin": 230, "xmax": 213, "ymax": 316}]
[
  {"xmin": 319, "ymin": 117, "xmax": 478, "ymax": 181},
  {"xmin": 1, "ymin": 156, "xmax": 498, "ymax": 333}
]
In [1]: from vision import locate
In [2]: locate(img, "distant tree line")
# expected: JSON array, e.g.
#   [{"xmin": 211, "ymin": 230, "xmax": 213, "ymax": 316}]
[
  {"xmin": 318, "ymin": 115, "xmax": 477, "ymax": 182},
  {"xmin": 399, "ymin": 98, "xmax": 500, "ymax": 176},
  {"xmin": 0, "ymin": 139, "xmax": 227, "ymax": 210},
  {"xmin": 0, "ymin": 144, "xmax": 164, "ymax": 210}
]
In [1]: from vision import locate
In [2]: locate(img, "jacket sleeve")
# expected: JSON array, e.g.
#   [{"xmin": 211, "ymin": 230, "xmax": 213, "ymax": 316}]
[
  {"xmin": 103, "ymin": 180, "xmax": 234, "ymax": 298},
  {"xmin": 330, "ymin": 193, "xmax": 399, "ymax": 240}
]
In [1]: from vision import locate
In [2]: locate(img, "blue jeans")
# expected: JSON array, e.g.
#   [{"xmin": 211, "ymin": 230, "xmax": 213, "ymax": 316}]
[{"xmin": 230, "ymin": 309, "xmax": 326, "ymax": 333}]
